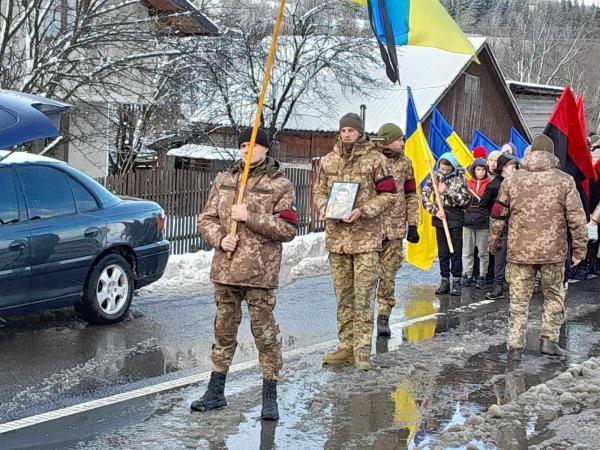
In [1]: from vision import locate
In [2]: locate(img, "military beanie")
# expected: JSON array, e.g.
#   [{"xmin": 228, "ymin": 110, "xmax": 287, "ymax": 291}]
[
  {"xmin": 377, "ymin": 123, "xmax": 405, "ymax": 145},
  {"xmin": 238, "ymin": 127, "xmax": 270, "ymax": 149},
  {"xmin": 531, "ymin": 134, "xmax": 554, "ymax": 153},
  {"xmin": 339, "ymin": 113, "xmax": 364, "ymax": 135}
]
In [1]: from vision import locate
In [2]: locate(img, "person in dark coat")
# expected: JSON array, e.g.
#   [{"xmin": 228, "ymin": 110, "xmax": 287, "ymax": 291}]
[
  {"xmin": 480, "ymin": 154, "xmax": 519, "ymax": 299},
  {"xmin": 462, "ymin": 158, "xmax": 492, "ymax": 289}
]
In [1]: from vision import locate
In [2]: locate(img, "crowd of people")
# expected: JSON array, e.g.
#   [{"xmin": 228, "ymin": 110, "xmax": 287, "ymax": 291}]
[{"xmin": 189, "ymin": 115, "xmax": 600, "ymax": 420}]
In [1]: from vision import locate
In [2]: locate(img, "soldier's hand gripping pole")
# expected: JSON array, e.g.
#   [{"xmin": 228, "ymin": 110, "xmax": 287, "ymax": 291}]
[
  {"xmin": 227, "ymin": 0, "xmax": 287, "ymax": 258},
  {"xmin": 425, "ymin": 153, "xmax": 454, "ymax": 254}
]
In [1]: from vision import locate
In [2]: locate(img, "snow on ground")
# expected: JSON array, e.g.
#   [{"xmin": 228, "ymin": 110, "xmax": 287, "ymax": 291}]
[{"xmin": 147, "ymin": 233, "xmax": 329, "ymax": 295}]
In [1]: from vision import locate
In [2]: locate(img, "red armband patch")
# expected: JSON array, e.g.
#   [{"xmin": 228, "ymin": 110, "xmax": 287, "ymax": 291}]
[
  {"xmin": 376, "ymin": 176, "xmax": 398, "ymax": 194},
  {"xmin": 404, "ymin": 179, "xmax": 416, "ymax": 194},
  {"xmin": 278, "ymin": 210, "xmax": 298, "ymax": 227},
  {"xmin": 491, "ymin": 200, "xmax": 508, "ymax": 219}
]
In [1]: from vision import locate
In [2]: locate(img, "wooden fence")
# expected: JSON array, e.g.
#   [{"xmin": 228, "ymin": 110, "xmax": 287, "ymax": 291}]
[{"xmin": 99, "ymin": 168, "xmax": 323, "ymax": 255}]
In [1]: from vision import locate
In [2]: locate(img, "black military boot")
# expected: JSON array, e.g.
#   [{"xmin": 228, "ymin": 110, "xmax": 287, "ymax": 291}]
[
  {"xmin": 485, "ymin": 284, "xmax": 504, "ymax": 300},
  {"xmin": 450, "ymin": 279, "xmax": 462, "ymax": 297},
  {"xmin": 377, "ymin": 314, "xmax": 391, "ymax": 337},
  {"xmin": 261, "ymin": 379, "xmax": 279, "ymax": 421},
  {"xmin": 435, "ymin": 278, "xmax": 450, "ymax": 295},
  {"xmin": 540, "ymin": 338, "xmax": 565, "ymax": 356},
  {"xmin": 190, "ymin": 371, "xmax": 227, "ymax": 412}
]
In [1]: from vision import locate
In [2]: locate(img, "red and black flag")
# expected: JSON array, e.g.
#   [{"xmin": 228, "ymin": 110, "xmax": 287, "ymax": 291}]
[{"xmin": 544, "ymin": 86, "xmax": 597, "ymax": 184}]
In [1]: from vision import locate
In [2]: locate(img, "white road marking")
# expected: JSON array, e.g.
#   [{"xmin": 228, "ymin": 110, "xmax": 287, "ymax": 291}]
[{"xmin": 0, "ymin": 297, "xmax": 498, "ymax": 434}]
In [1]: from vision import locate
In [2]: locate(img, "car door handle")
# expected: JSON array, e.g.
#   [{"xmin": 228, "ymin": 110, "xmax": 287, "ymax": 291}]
[
  {"xmin": 9, "ymin": 240, "xmax": 26, "ymax": 251},
  {"xmin": 84, "ymin": 227, "xmax": 99, "ymax": 238}
]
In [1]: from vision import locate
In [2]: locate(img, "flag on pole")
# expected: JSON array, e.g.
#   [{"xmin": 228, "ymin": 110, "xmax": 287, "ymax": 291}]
[
  {"xmin": 362, "ymin": 0, "xmax": 478, "ymax": 82},
  {"xmin": 405, "ymin": 87, "xmax": 437, "ymax": 271},
  {"xmin": 544, "ymin": 86, "xmax": 597, "ymax": 183},
  {"xmin": 470, "ymin": 129, "xmax": 499, "ymax": 154},
  {"xmin": 510, "ymin": 128, "xmax": 529, "ymax": 159},
  {"xmin": 430, "ymin": 107, "xmax": 474, "ymax": 170},
  {"xmin": 428, "ymin": 124, "xmax": 451, "ymax": 160}
]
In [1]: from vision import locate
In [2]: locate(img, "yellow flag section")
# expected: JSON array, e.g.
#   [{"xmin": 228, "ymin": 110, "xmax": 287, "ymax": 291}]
[
  {"xmin": 408, "ymin": 0, "xmax": 479, "ymax": 61},
  {"xmin": 447, "ymin": 131, "xmax": 474, "ymax": 174},
  {"xmin": 350, "ymin": 0, "xmax": 367, "ymax": 5},
  {"xmin": 405, "ymin": 125, "xmax": 438, "ymax": 271}
]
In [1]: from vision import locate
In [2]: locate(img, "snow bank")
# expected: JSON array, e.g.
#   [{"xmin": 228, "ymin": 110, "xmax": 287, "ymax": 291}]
[{"xmin": 148, "ymin": 233, "xmax": 329, "ymax": 294}]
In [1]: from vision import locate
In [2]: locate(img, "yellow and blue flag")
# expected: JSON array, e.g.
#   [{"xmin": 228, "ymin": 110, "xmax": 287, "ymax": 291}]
[
  {"xmin": 430, "ymin": 107, "xmax": 474, "ymax": 172},
  {"xmin": 405, "ymin": 87, "xmax": 437, "ymax": 271},
  {"xmin": 470, "ymin": 129, "xmax": 499, "ymax": 155},
  {"xmin": 358, "ymin": 0, "xmax": 478, "ymax": 82}
]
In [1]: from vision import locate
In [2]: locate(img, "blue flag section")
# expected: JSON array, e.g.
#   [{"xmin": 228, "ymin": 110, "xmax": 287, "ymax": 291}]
[
  {"xmin": 428, "ymin": 123, "xmax": 451, "ymax": 160},
  {"xmin": 430, "ymin": 107, "xmax": 453, "ymax": 139},
  {"xmin": 470, "ymin": 129, "xmax": 499, "ymax": 154},
  {"xmin": 510, "ymin": 128, "xmax": 530, "ymax": 159}
]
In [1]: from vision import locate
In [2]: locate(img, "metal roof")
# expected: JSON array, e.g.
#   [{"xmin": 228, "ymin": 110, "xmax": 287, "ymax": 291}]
[
  {"xmin": 283, "ymin": 36, "xmax": 488, "ymax": 134},
  {"xmin": 167, "ymin": 144, "xmax": 237, "ymax": 160}
]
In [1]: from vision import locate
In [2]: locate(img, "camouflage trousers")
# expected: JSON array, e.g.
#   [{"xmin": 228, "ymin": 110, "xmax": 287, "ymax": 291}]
[
  {"xmin": 506, "ymin": 262, "xmax": 566, "ymax": 350},
  {"xmin": 329, "ymin": 252, "xmax": 380, "ymax": 357},
  {"xmin": 377, "ymin": 239, "xmax": 404, "ymax": 317},
  {"xmin": 211, "ymin": 283, "xmax": 282, "ymax": 380}
]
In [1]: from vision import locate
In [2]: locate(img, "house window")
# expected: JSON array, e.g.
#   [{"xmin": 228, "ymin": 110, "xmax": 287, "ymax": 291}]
[{"xmin": 463, "ymin": 74, "xmax": 481, "ymax": 133}]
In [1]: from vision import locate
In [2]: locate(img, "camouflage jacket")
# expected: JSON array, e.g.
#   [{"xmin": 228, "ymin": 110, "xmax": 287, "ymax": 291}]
[
  {"xmin": 377, "ymin": 146, "xmax": 419, "ymax": 240},
  {"xmin": 314, "ymin": 138, "xmax": 396, "ymax": 254},
  {"xmin": 420, "ymin": 168, "xmax": 470, "ymax": 229},
  {"xmin": 489, "ymin": 151, "xmax": 588, "ymax": 264},
  {"xmin": 198, "ymin": 157, "xmax": 297, "ymax": 289},
  {"xmin": 593, "ymin": 204, "xmax": 600, "ymax": 223}
]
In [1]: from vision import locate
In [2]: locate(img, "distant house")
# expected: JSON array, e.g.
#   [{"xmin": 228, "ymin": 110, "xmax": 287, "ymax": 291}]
[
  {"xmin": 167, "ymin": 143, "xmax": 236, "ymax": 172},
  {"xmin": 507, "ymin": 81, "xmax": 563, "ymax": 135},
  {"xmin": 181, "ymin": 36, "xmax": 530, "ymax": 164},
  {"xmin": 48, "ymin": 0, "xmax": 218, "ymax": 179}
]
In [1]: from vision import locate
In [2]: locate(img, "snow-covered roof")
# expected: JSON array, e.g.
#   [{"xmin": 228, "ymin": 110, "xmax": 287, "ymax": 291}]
[
  {"xmin": 0, "ymin": 150, "xmax": 65, "ymax": 165},
  {"xmin": 507, "ymin": 80, "xmax": 564, "ymax": 94},
  {"xmin": 284, "ymin": 36, "xmax": 487, "ymax": 133},
  {"xmin": 167, "ymin": 144, "xmax": 237, "ymax": 160}
]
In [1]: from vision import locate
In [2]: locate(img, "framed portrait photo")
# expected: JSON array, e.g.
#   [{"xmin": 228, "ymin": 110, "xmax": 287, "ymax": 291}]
[{"xmin": 325, "ymin": 181, "xmax": 360, "ymax": 220}]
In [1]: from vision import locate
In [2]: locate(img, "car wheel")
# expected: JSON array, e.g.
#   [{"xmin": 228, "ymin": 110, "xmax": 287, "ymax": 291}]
[{"xmin": 78, "ymin": 253, "xmax": 134, "ymax": 325}]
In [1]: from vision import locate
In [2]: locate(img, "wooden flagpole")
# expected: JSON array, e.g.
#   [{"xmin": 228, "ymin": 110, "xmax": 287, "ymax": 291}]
[{"xmin": 228, "ymin": 0, "xmax": 287, "ymax": 254}]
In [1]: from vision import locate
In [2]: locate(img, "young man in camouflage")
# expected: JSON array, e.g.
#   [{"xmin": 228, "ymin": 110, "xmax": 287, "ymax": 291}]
[
  {"xmin": 314, "ymin": 113, "xmax": 397, "ymax": 371},
  {"xmin": 489, "ymin": 135, "xmax": 587, "ymax": 359},
  {"xmin": 193, "ymin": 128, "xmax": 298, "ymax": 420},
  {"xmin": 374, "ymin": 123, "xmax": 420, "ymax": 337}
]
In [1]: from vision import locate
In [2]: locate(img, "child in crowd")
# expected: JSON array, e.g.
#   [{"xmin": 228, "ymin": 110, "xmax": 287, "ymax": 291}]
[
  {"xmin": 462, "ymin": 158, "xmax": 492, "ymax": 289},
  {"xmin": 421, "ymin": 152, "xmax": 470, "ymax": 296}
]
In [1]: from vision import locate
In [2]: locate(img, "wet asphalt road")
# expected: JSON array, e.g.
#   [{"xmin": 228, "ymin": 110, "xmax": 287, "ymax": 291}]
[
  {"xmin": 0, "ymin": 267, "xmax": 438, "ymax": 424},
  {"xmin": 1, "ymin": 268, "xmax": 599, "ymax": 449}
]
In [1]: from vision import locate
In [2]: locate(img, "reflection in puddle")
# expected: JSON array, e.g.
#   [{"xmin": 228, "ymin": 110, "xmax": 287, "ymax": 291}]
[{"xmin": 327, "ymin": 311, "xmax": 600, "ymax": 450}]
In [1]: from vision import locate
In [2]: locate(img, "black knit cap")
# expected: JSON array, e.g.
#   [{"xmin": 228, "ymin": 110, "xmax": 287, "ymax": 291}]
[{"xmin": 238, "ymin": 127, "xmax": 270, "ymax": 149}]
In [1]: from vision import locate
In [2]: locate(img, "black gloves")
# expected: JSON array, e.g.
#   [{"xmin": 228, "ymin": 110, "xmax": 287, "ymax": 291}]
[{"xmin": 407, "ymin": 225, "xmax": 420, "ymax": 243}]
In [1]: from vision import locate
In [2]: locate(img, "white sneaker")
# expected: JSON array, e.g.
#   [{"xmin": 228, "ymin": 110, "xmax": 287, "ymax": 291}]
[{"xmin": 564, "ymin": 281, "xmax": 569, "ymax": 291}]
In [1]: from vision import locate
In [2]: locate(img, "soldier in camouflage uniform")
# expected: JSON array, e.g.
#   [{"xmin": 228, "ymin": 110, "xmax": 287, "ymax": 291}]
[
  {"xmin": 314, "ymin": 113, "xmax": 396, "ymax": 371},
  {"xmin": 489, "ymin": 135, "xmax": 587, "ymax": 359},
  {"xmin": 374, "ymin": 123, "xmax": 420, "ymax": 337},
  {"xmin": 193, "ymin": 128, "xmax": 298, "ymax": 420}
]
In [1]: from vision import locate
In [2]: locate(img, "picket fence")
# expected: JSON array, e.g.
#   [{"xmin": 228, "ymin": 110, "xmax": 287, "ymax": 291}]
[{"xmin": 99, "ymin": 168, "xmax": 323, "ymax": 254}]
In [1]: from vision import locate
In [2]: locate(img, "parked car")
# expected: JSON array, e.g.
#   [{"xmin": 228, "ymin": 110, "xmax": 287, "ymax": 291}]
[{"xmin": 0, "ymin": 150, "xmax": 169, "ymax": 324}]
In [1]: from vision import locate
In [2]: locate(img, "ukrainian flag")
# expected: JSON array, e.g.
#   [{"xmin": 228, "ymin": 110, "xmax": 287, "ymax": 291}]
[
  {"xmin": 361, "ymin": 0, "xmax": 477, "ymax": 56},
  {"xmin": 405, "ymin": 87, "xmax": 437, "ymax": 271},
  {"xmin": 430, "ymin": 107, "xmax": 474, "ymax": 171}
]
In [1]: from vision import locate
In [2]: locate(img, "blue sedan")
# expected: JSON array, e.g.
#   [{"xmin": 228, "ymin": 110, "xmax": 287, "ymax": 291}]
[{"xmin": 0, "ymin": 151, "xmax": 170, "ymax": 324}]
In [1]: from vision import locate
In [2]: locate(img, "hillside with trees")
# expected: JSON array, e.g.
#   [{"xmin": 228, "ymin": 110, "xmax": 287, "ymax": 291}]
[{"xmin": 443, "ymin": 0, "xmax": 600, "ymax": 130}]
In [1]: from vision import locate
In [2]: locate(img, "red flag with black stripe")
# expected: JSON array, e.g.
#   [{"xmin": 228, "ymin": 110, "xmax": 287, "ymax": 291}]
[{"xmin": 543, "ymin": 86, "xmax": 597, "ymax": 184}]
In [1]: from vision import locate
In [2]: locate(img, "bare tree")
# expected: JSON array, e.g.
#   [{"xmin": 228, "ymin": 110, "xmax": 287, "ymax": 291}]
[
  {"xmin": 185, "ymin": 0, "xmax": 377, "ymax": 143},
  {"xmin": 0, "ymin": 0, "xmax": 215, "ymax": 174}
]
